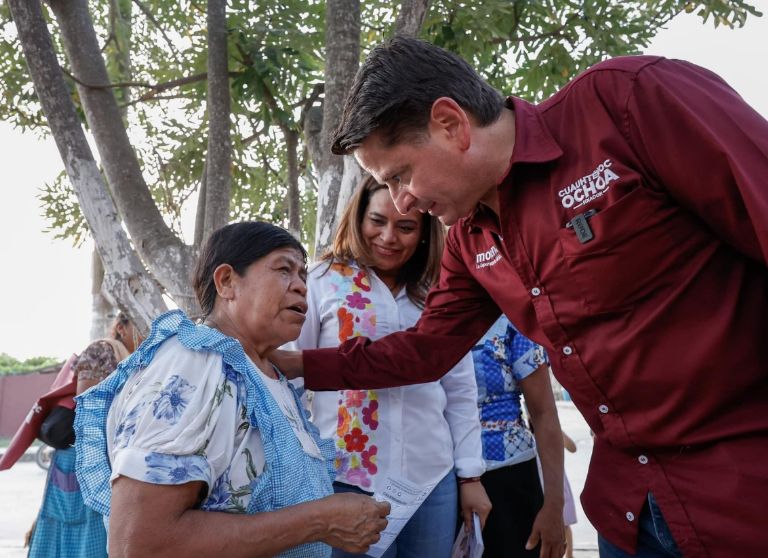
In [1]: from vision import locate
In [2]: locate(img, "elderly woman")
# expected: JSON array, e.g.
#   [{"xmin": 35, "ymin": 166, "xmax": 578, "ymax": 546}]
[{"xmin": 74, "ymin": 222, "xmax": 389, "ymax": 558}]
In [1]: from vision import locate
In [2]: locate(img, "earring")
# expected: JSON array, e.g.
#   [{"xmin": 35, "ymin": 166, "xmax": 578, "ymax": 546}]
[{"xmin": 132, "ymin": 326, "xmax": 140, "ymax": 352}]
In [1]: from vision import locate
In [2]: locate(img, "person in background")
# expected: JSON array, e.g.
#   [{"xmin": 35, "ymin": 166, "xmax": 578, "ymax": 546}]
[
  {"xmin": 28, "ymin": 313, "xmax": 142, "ymax": 558},
  {"xmin": 293, "ymin": 176, "xmax": 490, "ymax": 558},
  {"xmin": 74, "ymin": 221, "xmax": 389, "ymax": 558},
  {"xmin": 470, "ymin": 316, "xmax": 563, "ymax": 557}
]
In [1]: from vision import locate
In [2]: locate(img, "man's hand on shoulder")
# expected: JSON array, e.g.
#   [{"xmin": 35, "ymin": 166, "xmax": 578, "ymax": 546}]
[{"xmin": 269, "ymin": 349, "xmax": 305, "ymax": 379}]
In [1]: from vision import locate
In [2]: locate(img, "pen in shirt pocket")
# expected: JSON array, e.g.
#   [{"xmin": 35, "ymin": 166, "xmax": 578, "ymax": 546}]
[{"xmin": 565, "ymin": 208, "xmax": 598, "ymax": 244}]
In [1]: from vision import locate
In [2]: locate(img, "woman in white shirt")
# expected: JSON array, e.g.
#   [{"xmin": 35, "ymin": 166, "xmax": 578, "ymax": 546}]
[
  {"xmin": 74, "ymin": 221, "xmax": 389, "ymax": 558},
  {"xmin": 294, "ymin": 177, "xmax": 491, "ymax": 558}
]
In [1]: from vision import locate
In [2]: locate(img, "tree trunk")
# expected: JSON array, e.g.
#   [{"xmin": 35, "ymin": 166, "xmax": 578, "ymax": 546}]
[
  {"xmin": 8, "ymin": 0, "xmax": 167, "ymax": 333},
  {"xmin": 313, "ymin": 0, "xmax": 360, "ymax": 256},
  {"xmin": 285, "ymin": 128, "xmax": 301, "ymax": 238},
  {"xmin": 90, "ymin": 249, "xmax": 115, "ymax": 340},
  {"xmin": 309, "ymin": 0, "xmax": 431, "ymax": 257},
  {"xmin": 194, "ymin": 161, "xmax": 208, "ymax": 249},
  {"xmin": 47, "ymin": 0, "xmax": 197, "ymax": 315},
  {"xmin": 90, "ymin": 0, "xmax": 132, "ymax": 338},
  {"xmin": 202, "ymin": 0, "xmax": 232, "ymax": 244},
  {"xmin": 394, "ymin": 0, "xmax": 431, "ymax": 37}
]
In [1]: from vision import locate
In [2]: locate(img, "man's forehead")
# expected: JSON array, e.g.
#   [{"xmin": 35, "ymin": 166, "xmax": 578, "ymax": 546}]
[{"xmin": 354, "ymin": 134, "xmax": 399, "ymax": 180}]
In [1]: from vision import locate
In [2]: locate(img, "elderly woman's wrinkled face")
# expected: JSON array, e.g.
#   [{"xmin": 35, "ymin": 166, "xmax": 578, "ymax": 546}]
[{"xmin": 229, "ymin": 247, "xmax": 308, "ymax": 348}]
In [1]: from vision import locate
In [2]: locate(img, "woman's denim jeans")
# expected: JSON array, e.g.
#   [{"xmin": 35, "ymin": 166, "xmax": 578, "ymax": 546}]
[{"xmin": 331, "ymin": 470, "xmax": 458, "ymax": 558}]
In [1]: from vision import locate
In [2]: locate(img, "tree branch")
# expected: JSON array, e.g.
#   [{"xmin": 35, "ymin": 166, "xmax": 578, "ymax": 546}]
[
  {"xmin": 131, "ymin": 0, "xmax": 183, "ymax": 65},
  {"xmin": 298, "ymin": 82, "xmax": 324, "ymax": 130}
]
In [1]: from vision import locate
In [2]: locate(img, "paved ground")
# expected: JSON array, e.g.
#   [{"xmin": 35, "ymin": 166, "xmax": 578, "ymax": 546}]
[{"xmin": 0, "ymin": 402, "xmax": 599, "ymax": 557}]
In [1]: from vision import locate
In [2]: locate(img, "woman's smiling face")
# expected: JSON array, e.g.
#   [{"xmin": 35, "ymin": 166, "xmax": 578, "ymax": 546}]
[{"xmin": 361, "ymin": 188, "xmax": 423, "ymax": 286}]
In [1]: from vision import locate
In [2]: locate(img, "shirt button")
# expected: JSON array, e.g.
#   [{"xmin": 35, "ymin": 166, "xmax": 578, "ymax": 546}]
[
  {"xmin": 531, "ymin": 287, "xmax": 541, "ymax": 296},
  {"xmin": 562, "ymin": 346, "xmax": 573, "ymax": 355},
  {"xmin": 626, "ymin": 511, "xmax": 635, "ymax": 522},
  {"xmin": 638, "ymin": 455, "xmax": 649, "ymax": 465},
  {"xmin": 598, "ymin": 404, "xmax": 609, "ymax": 414}
]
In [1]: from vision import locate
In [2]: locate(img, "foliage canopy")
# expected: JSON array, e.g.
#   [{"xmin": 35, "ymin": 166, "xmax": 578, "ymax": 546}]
[{"xmin": 0, "ymin": 0, "xmax": 761, "ymax": 251}]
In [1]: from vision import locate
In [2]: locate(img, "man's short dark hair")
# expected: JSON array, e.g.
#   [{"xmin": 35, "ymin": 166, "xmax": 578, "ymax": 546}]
[{"xmin": 331, "ymin": 36, "xmax": 505, "ymax": 155}]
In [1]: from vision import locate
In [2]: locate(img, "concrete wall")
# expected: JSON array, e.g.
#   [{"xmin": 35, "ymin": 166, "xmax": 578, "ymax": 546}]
[{"xmin": 0, "ymin": 371, "xmax": 58, "ymax": 438}]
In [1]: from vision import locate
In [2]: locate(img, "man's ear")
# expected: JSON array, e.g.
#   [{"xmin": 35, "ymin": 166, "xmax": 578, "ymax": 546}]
[
  {"xmin": 429, "ymin": 97, "xmax": 471, "ymax": 151},
  {"xmin": 212, "ymin": 264, "xmax": 236, "ymax": 301}
]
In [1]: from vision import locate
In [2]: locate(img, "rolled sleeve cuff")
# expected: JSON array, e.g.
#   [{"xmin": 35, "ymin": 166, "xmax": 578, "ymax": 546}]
[
  {"xmin": 110, "ymin": 447, "xmax": 212, "ymax": 492},
  {"xmin": 454, "ymin": 457, "xmax": 486, "ymax": 479}
]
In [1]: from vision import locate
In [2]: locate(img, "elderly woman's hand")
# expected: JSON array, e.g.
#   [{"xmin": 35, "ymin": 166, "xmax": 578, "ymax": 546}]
[
  {"xmin": 109, "ymin": 476, "xmax": 389, "ymax": 558},
  {"xmin": 318, "ymin": 493, "xmax": 390, "ymax": 553}
]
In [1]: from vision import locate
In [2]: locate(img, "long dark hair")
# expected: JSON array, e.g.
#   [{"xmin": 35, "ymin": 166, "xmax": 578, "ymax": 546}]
[
  {"xmin": 321, "ymin": 175, "xmax": 444, "ymax": 308},
  {"xmin": 192, "ymin": 221, "xmax": 306, "ymax": 317}
]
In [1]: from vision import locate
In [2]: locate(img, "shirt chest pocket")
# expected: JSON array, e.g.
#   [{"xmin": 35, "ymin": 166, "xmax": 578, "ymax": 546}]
[{"xmin": 557, "ymin": 187, "xmax": 680, "ymax": 313}]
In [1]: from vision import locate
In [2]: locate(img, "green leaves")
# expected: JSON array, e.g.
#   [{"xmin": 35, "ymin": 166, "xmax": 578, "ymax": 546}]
[
  {"xmin": 0, "ymin": 353, "xmax": 60, "ymax": 374},
  {"xmin": 422, "ymin": 0, "xmax": 762, "ymax": 100}
]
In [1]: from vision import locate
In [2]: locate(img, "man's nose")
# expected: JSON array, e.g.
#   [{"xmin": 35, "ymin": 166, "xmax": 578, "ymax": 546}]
[{"xmin": 390, "ymin": 187, "xmax": 416, "ymax": 215}]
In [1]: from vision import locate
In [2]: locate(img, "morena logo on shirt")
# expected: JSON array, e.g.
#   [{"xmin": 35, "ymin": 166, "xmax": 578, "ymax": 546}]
[
  {"xmin": 475, "ymin": 245, "xmax": 502, "ymax": 270},
  {"xmin": 558, "ymin": 158, "xmax": 620, "ymax": 209}
]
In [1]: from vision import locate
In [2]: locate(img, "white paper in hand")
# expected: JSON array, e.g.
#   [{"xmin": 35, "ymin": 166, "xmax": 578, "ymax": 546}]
[
  {"xmin": 366, "ymin": 476, "xmax": 437, "ymax": 558},
  {"xmin": 451, "ymin": 513, "xmax": 484, "ymax": 558}
]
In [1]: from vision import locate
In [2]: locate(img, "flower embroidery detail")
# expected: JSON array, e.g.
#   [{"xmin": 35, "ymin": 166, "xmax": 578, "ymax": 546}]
[
  {"xmin": 152, "ymin": 375, "xmax": 196, "ymax": 424},
  {"xmin": 352, "ymin": 271, "xmax": 371, "ymax": 292},
  {"xmin": 361, "ymin": 445, "xmax": 378, "ymax": 474},
  {"xmin": 345, "ymin": 291, "xmax": 371, "ymax": 310},
  {"xmin": 344, "ymin": 427, "xmax": 369, "ymax": 452},
  {"xmin": 337, "ymin": 307, "xmax": 354, "ymax": 342},
  {"xmin": 362, "ymin": 399, "xmax": 379, "ymax": 429},
  {"xmin": 344, "ymin": 467, "xmax": 372, "ymax": 489},
  {"xmin": 330, "ymin": 263, "xmax": 354, "ymax": 276},
  {"xmin": 337, "ymin": 406, "xmax": 352, "ymax": 437},
  {"xmin": 360, "ymin": 312, "xmax": 377, "ymax": 338},
  {"xmin": 334, "ymin": 451, "xmax": 350, "ymax": 475},
  {"xmin": 345, "ymin": 390, "xmax": 366, "ymax": 408}
]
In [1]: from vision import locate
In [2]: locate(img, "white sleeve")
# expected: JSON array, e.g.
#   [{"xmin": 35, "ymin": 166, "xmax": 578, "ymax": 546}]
[
  {"xmin": 106, "ymin": 338, "xmax": 239, "ymax": 495},
  {"xmin": 439, "ymin": 352, "xmax": 486, "ymax": 478},
  {"xmin": 286, "ymin": 270, "xmax": 324, "ymax": 406}
]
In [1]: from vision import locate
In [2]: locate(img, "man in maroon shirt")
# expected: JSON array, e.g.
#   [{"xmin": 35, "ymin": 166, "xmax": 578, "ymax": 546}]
[{"xmin": 275, "ymin": 37, "xmax": 768, "ymax": 558}]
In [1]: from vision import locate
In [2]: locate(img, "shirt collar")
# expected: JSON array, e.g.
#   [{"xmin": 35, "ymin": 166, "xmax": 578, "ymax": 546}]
[
  {"xmin": 464, "ymin": 97, "xmax": 563, "ymax": 233},
  {"xmin": 506, "ymin": 96, "xmax": 563, "ymax": 165}
]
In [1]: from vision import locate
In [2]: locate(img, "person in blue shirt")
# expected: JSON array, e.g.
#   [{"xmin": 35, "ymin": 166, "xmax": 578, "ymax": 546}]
[{"xmin": 471, "ymin": 316, "xmax": 564, "ymax": 557}]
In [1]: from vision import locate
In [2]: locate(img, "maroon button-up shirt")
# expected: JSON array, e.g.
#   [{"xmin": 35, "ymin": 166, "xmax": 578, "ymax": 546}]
[{"xmin": 304, "ymin": 56, "xmax": 768, "ymax": 556}]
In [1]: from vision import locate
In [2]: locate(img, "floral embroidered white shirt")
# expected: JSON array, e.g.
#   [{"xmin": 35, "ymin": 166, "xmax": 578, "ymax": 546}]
[{"xmin": 292, "ymin": 261, "xmax": 485, "ymax": 492}]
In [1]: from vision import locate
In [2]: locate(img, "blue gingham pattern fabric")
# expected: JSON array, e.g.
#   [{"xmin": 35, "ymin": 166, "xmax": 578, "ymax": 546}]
[
  {"xmin": 74, "ymin": 310, "xmax": 335, "ymax": 558},
  {"xmin": 471, "ymin": 315, "xmax": 548, "ymax": 470},
  {"xmin": 28, "ymin": 447, "xmax": 107, "ymax": 558}
]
